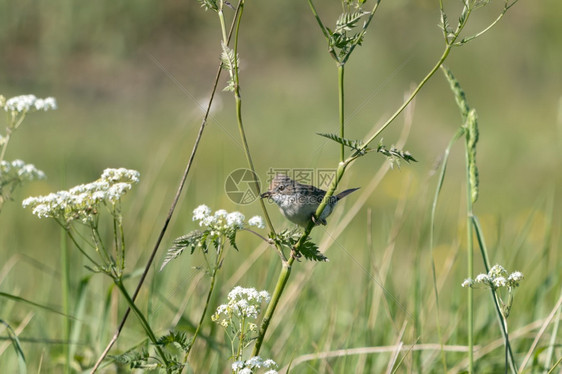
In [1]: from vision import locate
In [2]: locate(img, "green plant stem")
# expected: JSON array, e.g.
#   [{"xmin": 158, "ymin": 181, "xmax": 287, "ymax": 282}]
[
  {"xmin": 252, "ymin": 259, "xmax": 292, "ymax": 356},
  {"xmin": 361, "ymin": 0, "xmax": 477, "ymax": 152},
  {"xmin": 184, "ymin": 240, "xmax": 226, "ymax": 361},
  {"xmin": 60, "ymin": 226, "xmax": 71, "ymax": 374},
  {"xmin": 430, "ymin": 127, "xmax": 465, "ymax": 372},
  {"xmin": 465, "ymin": 160, "xmax": 474, "ymax": 374},
  {"xmin": 184, "ymin": 259, "xmax": 219, "ymax": 361},
  {"xmin": 254, "ymin": 0, "xmax": 492, "ymax": 358},
  {"xmin": 62, "ymin": 225, "xmax": 101, "ymax": 267},
  {"xmin": 472, "ymin": 217, "xmax": 518, "ymax": 373},
  {"xmin": 90, "ymin": 3, "xmax": 241, "ymax": 371},
  {"xmin": 253, "ymin": 161, "xmax": 348, "ymax": 356},
  {"xmin": 114, "ymin": 279, "xmax": 169, "ymax": 366},
  {"xmin": 338, "ymin": 65, "xmax": 345, "ymax": 162},
  {"xmin": 227, "ymin": 0, "xmax": 285, "ymax": 261}
]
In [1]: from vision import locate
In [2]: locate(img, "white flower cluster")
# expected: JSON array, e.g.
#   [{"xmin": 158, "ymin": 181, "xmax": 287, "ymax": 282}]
[
  {"xmin": 462, "ymin": 264, "xmax": 523, "ymax": 289},
  {"xmin": 1, "ymin": 94, "xmax": 57, "ymax": 113},
  {"xmin": 192, "ymin": 204, "xmax": 265, "ymax": 232},
  {"xmin": 22, "ymin": 168, "xmax": 139, "ymax": 223},
  {"xmin": 232, "ymin": 356, "xmax": 278, "ymax": 374},
  {"xmin": 0, "ymin": 159, "xmax": 46, "ymax": 183},
  {"xmin": 212, "ymin": 286, "xmax": 270, "ymax": 326},
  {"xmin": 248, "ymin": 215, "xmax": 265, "ymax": 229}
]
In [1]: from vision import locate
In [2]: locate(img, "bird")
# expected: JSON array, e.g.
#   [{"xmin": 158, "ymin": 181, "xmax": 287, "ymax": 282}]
[{"xmin": 260, "ymin": 174, "xmax": 359, "ymax": 227}]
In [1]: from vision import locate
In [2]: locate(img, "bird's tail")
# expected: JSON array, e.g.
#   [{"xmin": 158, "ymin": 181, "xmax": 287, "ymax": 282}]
[{"xmin": 336, "ymin": 187, "xmax": 360, "ymax": 200}]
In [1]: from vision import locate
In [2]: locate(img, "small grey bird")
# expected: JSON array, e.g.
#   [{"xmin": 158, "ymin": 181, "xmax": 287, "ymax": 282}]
[{"xmin": 260, "ymin": 174, "xmax": 359, "ymax": 227}]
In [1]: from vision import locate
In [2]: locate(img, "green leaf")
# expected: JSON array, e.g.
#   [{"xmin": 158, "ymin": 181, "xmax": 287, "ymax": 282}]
[
  {"xmin": 161, "ymin": 230, "xmax": 205, "ymax": 270},
  {"xmin": 376, "ymin": 142, "xmax": 418, "ymax": 167},
  {"xmin": 299, "ymin": 237, "xmax": 328, "ymax": 262},
  {"xmin": 317, "ymin": 132, "xmax": 365, "ymax": 152},
  {"xmin": 0, "ymin": 292, "xmax": 74, "ymax": 319},
  {"xmin": 228, "ymin": 230, "xmax": 239, "ymax": 251},
  {"xmin": 157, "ymin": 330, "xmax": 190, "ymax": 352},
  {"xmin": 0, "ymin": 319, "xmax": 26, "ymax": 374},
  {"xmin": 197, "ymin": 0, "xmax": 218, "ymax": 12},
  {"xmin": 335, "ymin": 11, "xmax": 366, "ymax": 34},
  {"xmin": 270, "ymin": 229, "xmax": 328, "ymax": 262}
]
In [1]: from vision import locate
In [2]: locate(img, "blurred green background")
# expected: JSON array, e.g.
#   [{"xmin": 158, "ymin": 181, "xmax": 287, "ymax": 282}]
[{"xmin": 1, "ymin": 0, "xmax": 561, "ymax": 372}]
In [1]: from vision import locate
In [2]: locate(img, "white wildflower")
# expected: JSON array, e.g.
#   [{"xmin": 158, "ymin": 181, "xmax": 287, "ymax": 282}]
[
  {"xmin": 248, "ymin": 215, "xmax": 265, "ymax": 229},
  {"xmin": 508, "ymin": 271, "xmax": 523, "ymax": 282},
  {"xmin": 232, "ymin": 361, "xmax": 245, "ymax": 371},
  {"xmin": 489, "ymin": 264, "xmax": 507, "ymax": 278},
  {"xmin": 239, "ymin": 369, "xmax": 252, "ymax": 374},
  {"xmin": 22, "ymin": 167, "xmax": 139, "ymax": 222},
  {"xmin": 508, "ymin": 271, "xmax": 524, "ymax": 286},
  {"xmin": 200, "ymin": 214, "xmax": 217, "ymax": 227},
  {"xmin": 461, "ymin": 278, "xmax": 473, "ymax": 288},
  {"xmin": 214, "ymin": 209, "xmax": 228, "ymax": 218},
  {"xmin": 213, "ymin": 286, "xmax": 270, "ymax": 327},
  {"xmin": 193, "ymin": 204, "xmax": 211, "ymax": 221},
  {"xmin": 246, "ymin": 356, "xmax": 263, "ymax": 368},
  {"xmin": 475, "ymin": 273, "xmax": 491, "ymax": 284},
  {"xmin": 226, "ymin": 211, "xmax": 245, "ymax": 229},
  {"xmin": 34, "ymin": 97, "xmax": 57, "ymax": 111},
  {"xmin": 101, "ymin": 168, "xmax": 140, "ymax": 184},
  {"xmin": 493, "ymin": 276, "xmax": 507, "ymax": 288},
  {"xmin": 3, "ymin": 94, "xmax": 57, "ymax": 113}
]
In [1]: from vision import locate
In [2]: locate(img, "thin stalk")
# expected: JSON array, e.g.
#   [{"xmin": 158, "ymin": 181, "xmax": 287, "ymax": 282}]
[
  {"xmin": 254, "ymin": 0, "xmax": 486, "ymax": 358},
  {"xmin": 473, "ymin": 217, "xmax": 518, "ymax": 373},
  {"xmin": 228, "ymin": 0, "xmax": 285, "ymax": 259},
  {"xmin": 338, "ymin": 65, "xmax": 345, "ymax": 162},
  {"xmin": 361, "ymin": 1, "xmax": 475, "ymax": 151},
  {"xmin": 340, "ymin": 0, "xmax": 382, "ymax": 65},
  {"xmin": 184, "ymin": 255, "xmax": 220, "ymax": 361},
  {"xmin": 465, "ymin": 141, "xmax": 475, "ymax": 374},
  {"xmin": 62, "ymin": 226, "xmax": 101, "ymax": 267},
  {"xmin": 60, "ymin": 226, "xmax": 71, "ymax": 374},
  {"xmin": 0, "ymin": 112, "xmax": 27, "ymax": 162},
  {"xmin": 114, "ymin": 280, "xmax": 169, "ymax": 366},
  {"xmin": 430, "ymin": 127, "xmax": 465, "ymax": 372},
  {"xmin": 453, "ymin": 0, "xmax": 520, "ymax": 46},
  {"xmin": 90, "ymin": 4, "xmax": 241, "ymax": 369},
  {"xmin": 544, "ymin": 290, "xmax": 562, "ymax": 373},
  {"xmin": 362, "ymin": 44, "xmax": 452, "ymax": 150},
  {"xmin": 184, "ymin": 239, "xmax": 226, "ymax": 360}
]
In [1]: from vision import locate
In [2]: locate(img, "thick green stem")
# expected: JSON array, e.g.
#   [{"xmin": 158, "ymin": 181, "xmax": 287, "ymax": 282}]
[{"xmin": 252, "ymin": 259, "xmax": 292, "ymax": 356}]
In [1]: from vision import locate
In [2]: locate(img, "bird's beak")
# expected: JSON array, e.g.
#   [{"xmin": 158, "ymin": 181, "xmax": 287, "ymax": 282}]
[{"xmin": 260, "ymin": 191, "xmax": 271, "ymax": 198}]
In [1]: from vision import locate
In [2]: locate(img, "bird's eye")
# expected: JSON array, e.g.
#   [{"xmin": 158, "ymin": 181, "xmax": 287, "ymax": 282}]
[{"xmin": 278, "ymin": 185, "xmax": 285, "ymax": 191}]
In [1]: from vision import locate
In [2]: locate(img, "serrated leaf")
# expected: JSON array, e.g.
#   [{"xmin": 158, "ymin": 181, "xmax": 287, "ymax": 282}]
[
  {"xmin": 335, "ymin": 11, "xmax": 366, "ymax": 33},
  {"xmin": 300, "ymin": 238, "xmax": 328, "ymax": 262},
  {"xmin": 377, "ymin": 142, "xmax": 418, "ymax": 166},
  {"xmin": 157, "ymin": 330, "xmax": 190, "ymax": 352},
  {"xmin": 270, "ymin": 229, "xmax": 328, "ymax": 262},
  {"xmin": 161, "ymin": 231, "xmax": 205, "ymax": 270},
  {"xmin": 228, "ymin": 231, "xmax": 239, "ymax": 251},
  {"xmin": 220, "ymin": 41, "xmax": 237, "ymax": 73},
  {"xmin": 197, "ymin": 0, "xmax": 218, "ymax": 12},
  {"xmin": 317, "ymin": 132, "xmax": 363, "ymax": 151}
]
